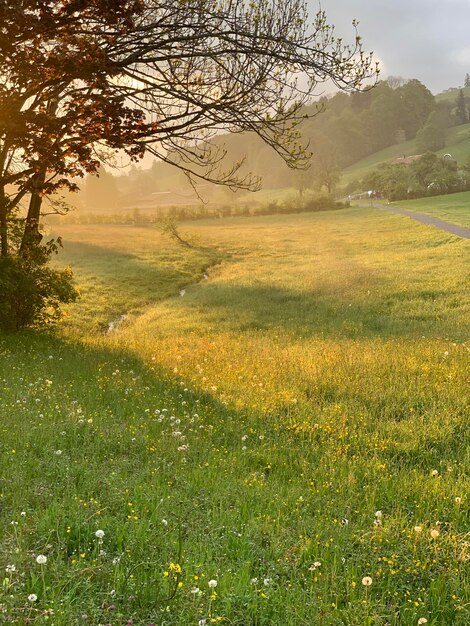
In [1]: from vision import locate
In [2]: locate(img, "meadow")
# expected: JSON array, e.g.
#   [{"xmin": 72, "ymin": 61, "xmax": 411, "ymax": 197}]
[{"xmin": 0, "ymin": 206, "xmax": 469, "ymax": 625}]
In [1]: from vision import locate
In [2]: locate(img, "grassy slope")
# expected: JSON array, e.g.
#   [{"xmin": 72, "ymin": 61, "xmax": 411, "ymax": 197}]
[
  {"xmin": 393, "ymin": 191, "xmax": 470, "ymax": 228},
  {"xmin": 49, "ymin": 224, "xmax": 224, "ymax": 332},
  {"xmin": 1, "ymin": 208, "xmax": 469, "ymax": 625},
  {"xmin": 342, "ymin": 123, "xmax": 470, "ymax": 186},
  {"xmin": 435, "ymin": 86, "xmax": 470, "ymax": 104}
]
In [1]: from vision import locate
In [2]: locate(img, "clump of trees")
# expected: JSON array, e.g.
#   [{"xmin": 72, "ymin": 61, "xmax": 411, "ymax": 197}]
[
  {"xmin": 0, "ymin": 0, "xmax": 377, "ymax": 330},
  {"xmin": 362, "ymin": 152, "xmax": 469, "ymax": 201}
]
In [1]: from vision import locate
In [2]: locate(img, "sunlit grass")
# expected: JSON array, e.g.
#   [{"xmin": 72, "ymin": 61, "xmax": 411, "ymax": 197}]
[
  {"xmin": 49, "ymin": 224, "xmax": 224, "ymax": 332},
  {"xmin": 1, "ymin": 206, "xmax": 468, "ymax": 625},
  {"xmin": 393, "ymin": 191, "xmax": 470, "ymax": 228}
]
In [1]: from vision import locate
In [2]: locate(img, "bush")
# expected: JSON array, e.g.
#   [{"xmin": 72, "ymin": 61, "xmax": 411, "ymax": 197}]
[{"xmin": 0, "ymin": 255, "xmax": 78, "ymax": 331}]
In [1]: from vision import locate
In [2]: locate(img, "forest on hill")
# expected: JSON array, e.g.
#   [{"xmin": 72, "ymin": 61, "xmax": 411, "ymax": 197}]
[{"xmin": 82, "ymin": 78, "xmax": 470, "ymax": 210}]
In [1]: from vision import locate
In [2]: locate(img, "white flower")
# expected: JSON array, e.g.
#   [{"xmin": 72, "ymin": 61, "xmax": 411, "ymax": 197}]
[
  {"xmin": 20, "ymin": 511, "xmax": 26, "ymax": 517},
  {"xmin": 95, "ymin": 529, "xmax": 105, "ymax": 539},
  {"xmin": 418, "ymin": 619, "xmax": 428, "ymax": 625},
  {"xmin": 55, "ymin": 449, "xmax": 62, "ymax": 455},
  {"xmin": 250, "ymin": 577, "xmax": 258, "ymax": 585},
  {"xmin": 5, "ymin": 564, "xmax": 16, "ymax": 573},
  {"xmin": 455, "ymin": 497, "xmax": 462, "ymax": 504},
  {"xmin": 431, "ymin": 469, "xmax": 439, "ymax": 477},
  {"xmin": 28, "ymin": 593, "xmax": 38, "ymax": 602},
  {"xmin": 430, "ymin": 529, "xmax": 440, "ymax": 539},
  {"xmin": 414, "ymin": 525, "xmax": 423, "ymax": 533},
  {"xmin": 375, "ymin": 510, "xmax": 382, "ymax": 519},
  {"xmin": 198, "ymin": 620, "xmax": 207, "ymax": 626},
  {"xmin": 190, "ymin": 586, "xmax": 201, "ymax": 594},
  {"xmin": 263, "ymin": 577, "xmax": 272, "ymax": 586},
  {"xmin": 208, "ymin": 579, "xmax": 217, "ymax": 588},
  {"xmin": 361, "ymin": 576, "xmax": 372, "ymax": 586},
  {"xmin": 162, "ymin": 519, "xmax": 168, "ymax": 526},
  {"xmin": 308, "ymin": 561, "xmax": 321, "ymax": 571},
  {"xmin": 36, "ymin": 554, "xmax": 47, "ymax": 564}
]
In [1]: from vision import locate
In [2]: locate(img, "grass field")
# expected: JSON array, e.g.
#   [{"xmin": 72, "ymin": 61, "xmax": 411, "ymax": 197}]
[
  {"xmin": 392, "ymin": 191, "xmax": 470, "ymax": 229},
  {"xmin": 1, "ymin": 207, "xmax": 469, "ymax": 625}
]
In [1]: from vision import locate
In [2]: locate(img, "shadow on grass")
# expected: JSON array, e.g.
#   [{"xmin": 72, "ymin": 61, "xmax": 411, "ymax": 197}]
[
  {"xmin": 176, "ymin": 281, "xmax": 466, "ymax": 340},
  {"xmin": 55, "ymin": 240, "xmax": 224, "ymax": 330}
]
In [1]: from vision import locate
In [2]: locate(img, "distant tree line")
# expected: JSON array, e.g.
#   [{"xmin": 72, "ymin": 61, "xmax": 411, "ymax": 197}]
[{"xmin": 84, "ymin": 77, "xmax": 470, "ymax": 206}]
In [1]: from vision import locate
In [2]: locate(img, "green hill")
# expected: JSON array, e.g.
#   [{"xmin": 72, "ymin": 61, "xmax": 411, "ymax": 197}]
[
  {"xmin": 342, "ymin": 122, "xmax": 470, "ymax": 186},
  {"xmin": 435, "ymin": 85, "xmax": 470, "ymax": 104}
]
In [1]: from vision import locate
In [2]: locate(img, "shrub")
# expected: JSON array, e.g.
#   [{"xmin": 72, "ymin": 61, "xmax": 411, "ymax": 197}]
[{"xmin": 0, "ymin": 254, "xmax": 78, "ymax": 331}]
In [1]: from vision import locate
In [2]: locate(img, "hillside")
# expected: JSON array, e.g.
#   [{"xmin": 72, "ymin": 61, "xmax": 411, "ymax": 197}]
[{"xmin": 342, "ymin": 122, "xmax": 470, "ymax": 186}]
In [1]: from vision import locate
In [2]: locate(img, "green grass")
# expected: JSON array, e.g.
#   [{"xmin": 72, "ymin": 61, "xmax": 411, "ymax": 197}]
[
  {"xmin": 48, "ymin": 223, "xmax": 224, "ymax": 332},
  {"xmin": 1, "ymin": 207, "xmax": 469, "ymax": 625},
  {"xmin": 393, "ymin": 191, "xmax": 470, "ymax": 228},
  {"xmin": 342, "ymin": 140, "xmax": 419, "ymax": 185},
  {"xmin": 435, "ymin": 86, "xmax": 470, "ymax": 104}
]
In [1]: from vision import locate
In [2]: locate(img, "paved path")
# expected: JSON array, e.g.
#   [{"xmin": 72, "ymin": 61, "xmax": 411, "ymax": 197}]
[{"xmin": 371, "ymin": 203, "xmax": 470, "ymax": 239}]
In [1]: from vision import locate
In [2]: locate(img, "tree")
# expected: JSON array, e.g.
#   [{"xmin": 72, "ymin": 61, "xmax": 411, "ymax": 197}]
[
  {"xmin": 0, "ymin": 0, "xmax": 377, "ymax": 328},
  {"xmin": 415, "ymin": 124, "xmax": 446, "ymax": 153},
  {"xmin": 311, "ymin": 135, "xmax": 341, "ymax": 194},
  {"xmin": 398, "ymin": 79, "xmax": 435, "ymax": 139},
  {"xmin": 465, "ymin": 73, "xmax": 470, "ymax": 88},
  {"xmin": 454, "ymin": 89, "xmax": 469, "ymax": 124}
]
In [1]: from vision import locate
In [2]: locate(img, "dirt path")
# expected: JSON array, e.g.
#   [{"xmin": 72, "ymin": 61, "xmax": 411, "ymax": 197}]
[{"xmin": 371, "ymin": 203, "xmax": 470, "ymax": 239}]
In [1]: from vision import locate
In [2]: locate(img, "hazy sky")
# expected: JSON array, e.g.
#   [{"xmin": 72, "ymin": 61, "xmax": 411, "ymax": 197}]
[{"xmin": 310, "ymin": 0, "xmax": 470, "ymax": 94}]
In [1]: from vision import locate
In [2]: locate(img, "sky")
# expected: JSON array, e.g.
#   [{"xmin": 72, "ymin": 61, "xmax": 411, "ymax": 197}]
[{"xmin": 310, "ymin": 0, "xmax": 470, "ymax": 94}]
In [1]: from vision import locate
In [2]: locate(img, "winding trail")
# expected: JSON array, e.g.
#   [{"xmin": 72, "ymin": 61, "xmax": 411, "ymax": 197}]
[{"xmin": 371, "ymin": 203, "xmax": 470, "ymax": 239}]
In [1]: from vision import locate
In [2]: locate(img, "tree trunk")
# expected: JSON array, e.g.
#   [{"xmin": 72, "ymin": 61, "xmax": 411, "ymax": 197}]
[
  {"xmin": 0, "ymin": 192, "xmax": 8, "ymax": 257},
  {"xmin": 19, "ymin": 172, "xmax": 46, "ymax": 256}
]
